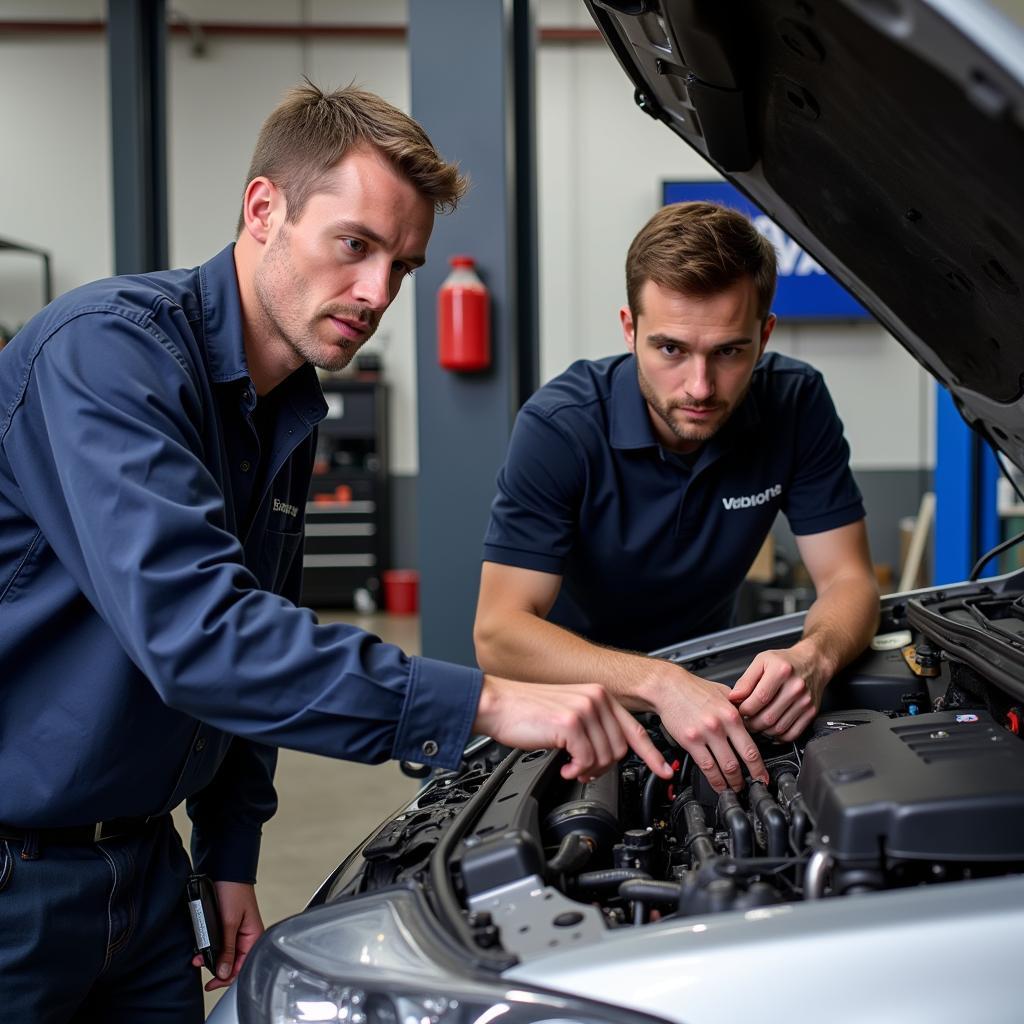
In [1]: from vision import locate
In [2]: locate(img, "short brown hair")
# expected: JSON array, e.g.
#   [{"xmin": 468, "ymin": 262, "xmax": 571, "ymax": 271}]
[
  {"xmin": 237, "ymin": 81, "xmax": 468, "ymax": 232},
  {"xmin": 626, "ymin": 201, "xmax": 777, "ymax": 322}
]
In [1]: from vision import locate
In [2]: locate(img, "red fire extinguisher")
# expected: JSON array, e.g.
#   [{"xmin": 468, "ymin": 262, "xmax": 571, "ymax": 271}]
[{"xmin": 438, "ymin": 255, "xmax": 490, "ymax": 371}]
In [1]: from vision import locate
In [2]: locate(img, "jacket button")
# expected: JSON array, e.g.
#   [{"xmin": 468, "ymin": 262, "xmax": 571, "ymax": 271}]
[
  {"xmin": 195, "ymin": 738, "xmax": 207, "ymax": 752},
  {"xmin": 240, "ymin": 460, "xmax": 251, "ymax": 473},
  {"xmin": 421, "ymin": 740, "xmax": 439, "ymax": 758}
]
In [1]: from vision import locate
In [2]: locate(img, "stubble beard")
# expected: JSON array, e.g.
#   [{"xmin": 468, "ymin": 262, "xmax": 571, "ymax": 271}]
[
  {"xmin": 253, "ymin": 227, "xmax": 378, "ymax": 373},
  {"xmin": 636, "ymin": 359, "xmax": 744, "ymax": 447}
]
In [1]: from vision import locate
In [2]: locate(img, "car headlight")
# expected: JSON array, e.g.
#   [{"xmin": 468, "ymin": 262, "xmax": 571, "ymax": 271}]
[{"xmin": 238, "ymin": 888, "xmax": 665, "ymax": 1024}]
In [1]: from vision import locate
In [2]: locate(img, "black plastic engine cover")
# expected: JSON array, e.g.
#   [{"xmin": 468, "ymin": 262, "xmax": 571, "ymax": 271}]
[{"xmin": 799, "ymin": 710, "xmax": 1024, "ymax": 862}]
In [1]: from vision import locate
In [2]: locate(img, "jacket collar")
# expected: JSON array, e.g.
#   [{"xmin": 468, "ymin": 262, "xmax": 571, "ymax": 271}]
[
  {"xmin": 197, "ymin": 243, "xmax": 327, "ymax": 425},
  {"xmin": 198, "ymin": 244, "xmax": 249, "ymax": 385}
]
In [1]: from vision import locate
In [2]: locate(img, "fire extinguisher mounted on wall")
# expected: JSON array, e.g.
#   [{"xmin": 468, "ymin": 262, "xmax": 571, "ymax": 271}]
[{"xmin": 438, "ymin": 255, "xmax": 491, "ymax": 372}]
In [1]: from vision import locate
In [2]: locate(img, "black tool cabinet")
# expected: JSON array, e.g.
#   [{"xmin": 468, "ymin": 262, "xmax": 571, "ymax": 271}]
[{"xmin": 300, "ymin": 378, "xmax": 390, "ymax": 609}]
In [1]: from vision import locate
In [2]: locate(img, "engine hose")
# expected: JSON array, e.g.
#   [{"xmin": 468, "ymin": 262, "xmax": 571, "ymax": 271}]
[
  {"xmin": 717, "ymin": 789, "xmax": 753, "ymax": 859},
  {"xmin": 773, "ymin": 769, "xmax": 811, "ymax": 851},
  {"xmin": 748, "ymin": 781, "xmax": 788, "ymax": 857},
  {"xmin": 788, "ymin": 795, "xmax": 811, "ymax": 852},
  {"xmin": 619, "ymin": 878, "xmax": 683, "ymax": 925},
  {"xmin": 676, "ymin": 791, "xmax": 716, "ymax": 869},
  {"xmin": 619, "ymin": 878, "xmax": 683, "ymax": 905},
  {"xmin": 546, "ymin": 831, "xmax": 595, "ymax": 876},
  {"xmin": 697, "ymin": 853, "xmax": 805, "ymax": 883},
  {"xmin": 575, "ymin": 868, "xmax": 651, "ymax": 894},
  {"xmin": 641, "ymin": 751, "xmax": 675, "ymax": 826}
]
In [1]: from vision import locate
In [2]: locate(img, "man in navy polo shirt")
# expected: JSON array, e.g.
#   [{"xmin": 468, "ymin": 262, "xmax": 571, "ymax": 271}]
[
  {"xmin": 0, "ymin": 85, "xmax": 670, "ymax": 1022},
  {"xmin": 475, "ymin": 201, "xmax": 879, "ymax": 794}
]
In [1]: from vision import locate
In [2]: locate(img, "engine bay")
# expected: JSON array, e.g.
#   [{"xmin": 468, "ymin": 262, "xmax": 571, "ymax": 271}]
[{"xmin": 323, "ymin": 585, "xmax": 1024, "ymax": 963}]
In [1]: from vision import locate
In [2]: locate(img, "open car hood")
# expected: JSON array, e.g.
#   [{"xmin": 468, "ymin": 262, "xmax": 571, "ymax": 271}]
[{"xmin": 584, "ymin": 0, "xmax": 1024, "ymax": 467}]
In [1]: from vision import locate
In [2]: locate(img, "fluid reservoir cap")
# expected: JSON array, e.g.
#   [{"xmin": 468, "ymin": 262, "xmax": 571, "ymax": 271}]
[{"xmin": 871, "ymin": 629, "xmax": 913, "ymax": 651}]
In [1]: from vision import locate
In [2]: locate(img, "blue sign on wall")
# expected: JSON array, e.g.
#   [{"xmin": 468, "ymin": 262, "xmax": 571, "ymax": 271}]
[{"xmin": 662, "ymin": 181, "xmax": 871, "ymax": 321}]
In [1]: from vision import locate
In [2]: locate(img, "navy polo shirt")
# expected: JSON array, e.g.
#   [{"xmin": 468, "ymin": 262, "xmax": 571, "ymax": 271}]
[
  {"xmin": 483, "ymin": 352, "xmax": 864, "ymax": 653},
  {"xmin": 0, "ymin": 244, "xmax": 481, "ymax": 882}
]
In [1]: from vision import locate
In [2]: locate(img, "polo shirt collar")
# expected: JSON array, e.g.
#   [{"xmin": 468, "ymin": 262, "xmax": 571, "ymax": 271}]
[
  {"xmin": 610, "ymin": 354, "xmax": 660, "ymax": 450},
  {"xmin": 198, "ymin": 243, "xmax": 327, "ymax": 426},
  {"xmin": 608, "ymin": 352, "xmax": 763, "ymax": 455}
]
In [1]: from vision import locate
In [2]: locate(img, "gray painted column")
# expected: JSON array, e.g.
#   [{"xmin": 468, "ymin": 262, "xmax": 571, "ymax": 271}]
[
  {"xmin": 409, "ymin": 0, "xmax": 539, "ymax": 666},
  {"xmin": 107, "ymin": 0, "xmax": 169, "ymax": 274}
]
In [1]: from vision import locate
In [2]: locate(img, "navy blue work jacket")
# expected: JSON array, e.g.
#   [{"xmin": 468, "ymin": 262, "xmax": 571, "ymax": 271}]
[
  {"xmin": 0, "ymin": 244, "xmax": 481, "ymax": 881},
  {"xmin": 483, "ymin": 352, "xmax": 865, "ymax": 653}
]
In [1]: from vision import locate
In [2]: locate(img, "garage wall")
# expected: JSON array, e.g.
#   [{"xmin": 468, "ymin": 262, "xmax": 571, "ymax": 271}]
[
  {"xmin": 0, "ymin": 1, "xmax": 112, "ymax": 330},
  {"xmin": 166, "ymin": 0, "xmax": 421, "ymax": 486},
  {"xmin": 0, "ymin": 0, "xmax": 934, "ymax": 575},
  {"xmin": 0, "ymin": 0, "xmax": 420, "ymax": 481}
]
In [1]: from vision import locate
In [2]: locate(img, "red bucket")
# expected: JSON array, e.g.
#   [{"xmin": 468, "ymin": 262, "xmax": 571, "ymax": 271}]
[{"xmin": 382, "ymin": 569, "xmax": 419, "ymax": 615}]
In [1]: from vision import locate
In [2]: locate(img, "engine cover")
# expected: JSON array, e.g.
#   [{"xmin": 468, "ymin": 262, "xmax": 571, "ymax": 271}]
[{"xmin": 799, "ymin": 710, "xmax": 1024, "ymax": 862}]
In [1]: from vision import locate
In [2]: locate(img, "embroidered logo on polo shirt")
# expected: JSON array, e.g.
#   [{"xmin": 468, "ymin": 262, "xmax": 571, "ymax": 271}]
[
  {"xmin": 272, "ymin": 498, "xmax": 299, "ymax": 519},
  {"xmin": 722, "ymin": 484, "xmax": 782, "ymax": 510}
]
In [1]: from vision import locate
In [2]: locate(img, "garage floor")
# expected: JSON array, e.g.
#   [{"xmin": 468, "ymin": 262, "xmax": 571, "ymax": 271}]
[{"xmin": 171, "ymin": 610, "xmax": 423, "ymax": 1016}]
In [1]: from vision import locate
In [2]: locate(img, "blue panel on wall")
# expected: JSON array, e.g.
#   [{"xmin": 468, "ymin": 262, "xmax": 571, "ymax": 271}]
[
  {"xmin": 662, "ymin": 181, "xmax": 870, "ymax": 321},
  {"xmin": 934, "ymin": 385, "xmax": 1001, "ymax": 583},
  {"xmin": 934, "ymin": 386, "xmax": 974, "ymax": 585}
]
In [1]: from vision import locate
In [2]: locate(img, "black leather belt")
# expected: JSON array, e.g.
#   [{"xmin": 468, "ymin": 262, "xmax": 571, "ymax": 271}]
[{"xmin": 0, "ymin": 816, "xmax": 157, "ymax": 844}]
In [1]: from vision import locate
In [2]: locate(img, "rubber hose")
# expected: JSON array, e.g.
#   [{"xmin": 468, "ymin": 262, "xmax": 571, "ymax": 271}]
[
  {"xmin": 717, "ymin": 789, "xmax": 753, "ymax": 859},
  {"xmin": 575, "ymin": 868, "xmax": 651, "ymax": 893},
  {"xmin": 748, "ymin": 781, "xmax": 788, "ymax": 857},
  {"xmin": 546, "ymin": 831, "xmax": 595, "ymax": 875}
]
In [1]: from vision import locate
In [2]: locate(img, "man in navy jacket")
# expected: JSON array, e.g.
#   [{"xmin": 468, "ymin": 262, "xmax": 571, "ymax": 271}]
[{"xmin": 0, "ymin": 84, "xmax": 669, "ymax": 1021}]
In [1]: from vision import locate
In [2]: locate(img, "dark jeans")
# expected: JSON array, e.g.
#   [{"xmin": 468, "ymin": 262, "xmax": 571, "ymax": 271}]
[{"xmin": 0, "ymin": 815, "xmax": 204, "ymax": 1023}]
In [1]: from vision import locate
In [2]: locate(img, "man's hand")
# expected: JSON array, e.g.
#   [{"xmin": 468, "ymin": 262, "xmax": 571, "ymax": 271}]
[
  {"xmin": 728, "ymin": 647, "xmax": 826, "ymax": 742},
  {"xmin": 191, "ymin": 881, "xmax": 265, "ymax": 992},
  {"xmin": 474, "ymin": 676, "xmax": 673, "ymax": 782},
  {"xmin": 652, "ymin": 665, "xmax": 769, "ymax": 792},
  {"xmin": 726, "ymin": 523, "xmax": 878, "ymax": 743}
]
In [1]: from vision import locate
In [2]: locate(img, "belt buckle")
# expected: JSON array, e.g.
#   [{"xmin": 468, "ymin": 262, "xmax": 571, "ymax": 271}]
[
  {"xmin": 93, "ymin": 817, "xmax": 150, "ymax": 842},
  {"xmin": 93, "ymin": 821, "xmax": 118, "ymax": 842}
]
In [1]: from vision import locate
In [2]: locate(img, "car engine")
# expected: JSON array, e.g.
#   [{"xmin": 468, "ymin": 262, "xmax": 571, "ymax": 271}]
[{"xmin": 324, "ymin": 597, "xmax": 1024, "ymax": 963}]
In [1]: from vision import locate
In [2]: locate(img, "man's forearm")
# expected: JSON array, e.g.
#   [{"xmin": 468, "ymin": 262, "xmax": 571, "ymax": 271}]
[
  {"xmin": 476, "ymin": 609, "xmax": 668, "ymax": 710},
  {"xmin": 476, "ymin": 609, "xmax": 770, "ymax": 790},
  {"xmin": 792, "ymin": 572, "xmax": 880, "ymax": 683}
]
